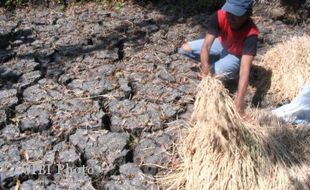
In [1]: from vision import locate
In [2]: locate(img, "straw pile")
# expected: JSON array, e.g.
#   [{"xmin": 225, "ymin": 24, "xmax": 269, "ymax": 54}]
[
  {"xmin": 259, "ymin": 35, "xmax": 310, "ymax": 103},
  {"xmin": 159, "ymin": 77, "xmax": 309, "ymax": 190}
]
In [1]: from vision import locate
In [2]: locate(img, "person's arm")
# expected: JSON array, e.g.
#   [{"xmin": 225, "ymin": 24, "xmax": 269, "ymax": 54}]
[
  {"xmin": 200, "ymin": 34, "xmax": 216, "ymax": 77},
  {"xmin": 234, "ymin": 55, "xmax": 253, "ymax": 115},
  {"xmin": 235, "ymin": 35, "xmax": 258, "ymax": 115},
  {"xmin": 200, "ymin": 12, "xmax": 220, "ymax": 78}
]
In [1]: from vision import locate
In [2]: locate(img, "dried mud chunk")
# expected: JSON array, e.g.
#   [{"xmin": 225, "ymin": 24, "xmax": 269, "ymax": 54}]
[
  {"xmin": 4, "ymin": 59, "xmax": 39, "ymax": 76},
  {"xmin": 0, "ymin": 109, "xmax": 6, "ymax": 127},
  {"xmin": 68, "ymin": 77, "xmax": 114, "ymax": 96},
  {"xmin": 53, "ymin": 99, "xmax": 104, "ymax": 130},
  {"xmin": 21, "ymin": 137, "xmax": 48, "ymax": 161},
  {"xmin": 104, "ymin": 163, "xmax": 156, "ymax": 190},
  {"xmin": 70, "ymin": 131, "xmax": 129, "ymax": 176},
  {"xmin": 14, "ymin": 71, "xmax": 42, "ymax": 89},
  {"xmin": 58, "ymin": 148, "xmax": 81, "ymax": 167},
  {"xmin": 20, "ymin": 105, "xmax": 51, "ymax": 132},
  {"xmin": 0, "ymin": 89, "xmax": 18, "ymax": 109},
  {"xmin": 1, "ymin": 124, "xmax": 20, "ymax": 140},
  {"xmin": 134, "ymin": 138, "xmax": 171, "ymax": 175},
  {"xmin": 23, "ymin": 82, "xmax": 63, "ymax": 104}
]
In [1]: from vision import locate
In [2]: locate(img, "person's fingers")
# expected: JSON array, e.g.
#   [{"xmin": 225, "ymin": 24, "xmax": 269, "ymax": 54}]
[
  {"xmin": 241, "ymin": 113, "xmax": 255, "ymax": 123},
  {"xmin": 198, "ymin": 67, "xmax": 213, "ymax": 79},
  {"xmin": 198, "ymin": 71, "xmax": 207, "ymax": 79}
]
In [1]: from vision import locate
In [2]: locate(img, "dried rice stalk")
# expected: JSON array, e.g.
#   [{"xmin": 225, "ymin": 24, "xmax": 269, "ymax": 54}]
[
  {"xmin": 159, "ymin": 77, "xmax": 308, "ymax": 190},
  {"xmin": 260, "ymin": 35, "xmax": 310, "ymax": 103}
]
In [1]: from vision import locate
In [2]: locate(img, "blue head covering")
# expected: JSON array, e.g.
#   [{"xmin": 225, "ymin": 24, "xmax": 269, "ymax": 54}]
[{"xmin": 222, "ymin": 0, "xmax": 253, "ymax": 16}]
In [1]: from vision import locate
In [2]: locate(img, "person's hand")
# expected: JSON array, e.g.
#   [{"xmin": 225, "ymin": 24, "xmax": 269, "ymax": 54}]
[
  {"xmin": 234, "ymin": 98, "xmax": 243, "ymax": 113},
  {"xmin": 242, "ymin": 113, "xmax": 256, "ymax": 124},
  {"xmin": 236, "ymin": 106, "xmax": 255, "ymax": 123},
  {"xmin": 198, "ymin": 70, "xmax": 212, "ymax": 79},
  {"xmin": 239, "ymin": 111, "xmax": 252, "ymax": 121},
  {"xmin": 234, "ymin": 99, "xmax": 249, "ymax": 121},
  {"xmin": 199, "ymin": 63, "xmax": 212, "ymax": 79}
]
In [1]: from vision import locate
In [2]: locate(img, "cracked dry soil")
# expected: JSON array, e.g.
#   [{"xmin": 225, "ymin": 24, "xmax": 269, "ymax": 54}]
[{"xmin": 0, "ymin": 1, "xmax": 309, "ymax": 189}]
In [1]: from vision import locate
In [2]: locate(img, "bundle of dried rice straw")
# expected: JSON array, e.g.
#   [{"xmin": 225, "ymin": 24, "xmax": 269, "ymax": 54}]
[
  {"xmin": 260, "ymin": 35, "xmax": 310, "ymax": 103},
  {"xmin": 159, "ymin": 77, "xmax": 309, "ymax": 190}
]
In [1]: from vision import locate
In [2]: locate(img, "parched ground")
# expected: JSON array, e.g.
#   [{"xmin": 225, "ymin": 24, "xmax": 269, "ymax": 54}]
[{"xmin": 0, "ymin": 1, "xmax": 309, "ymax": 189}]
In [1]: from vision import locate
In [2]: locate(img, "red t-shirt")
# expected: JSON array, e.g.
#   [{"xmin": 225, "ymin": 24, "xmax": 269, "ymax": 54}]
[{"xmin": 208, "ymin": 10, "xmax": 260, "ymax": 57}]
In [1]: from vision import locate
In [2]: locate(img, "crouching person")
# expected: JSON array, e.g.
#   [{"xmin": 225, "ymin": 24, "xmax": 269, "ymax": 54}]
[{"xmin": 179, "ymin": 0, "xmax": 259, "ymax": 116}]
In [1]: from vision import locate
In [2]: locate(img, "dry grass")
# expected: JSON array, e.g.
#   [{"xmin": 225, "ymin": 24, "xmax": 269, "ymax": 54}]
[
  {"xmin": 259, "ymin": 35, "xmax": 310, "ymax": 103},
  {"xmin": 158, "ymin": 77, "xmax": 310, "ymax": 190}
]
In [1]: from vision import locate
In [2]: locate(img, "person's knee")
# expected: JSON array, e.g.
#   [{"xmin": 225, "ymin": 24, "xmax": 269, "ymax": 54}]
[
  {"xmin": 178, "ymin": 41, "xmax": 202, "ymax": 61},
  {"xmin": 215, "ymin": 73, "xmax": 236, "ymax": 81},
  {"xmin": 178, "ymin": 42, "xmax": 192, "ymax": 55},
  {"xmin": 214, "ymin": 64, "xmax": 239, "ymax": 81},
  {"xmin": 181, "ymin": 43, "xmax": 192, "ymax": 52}
]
